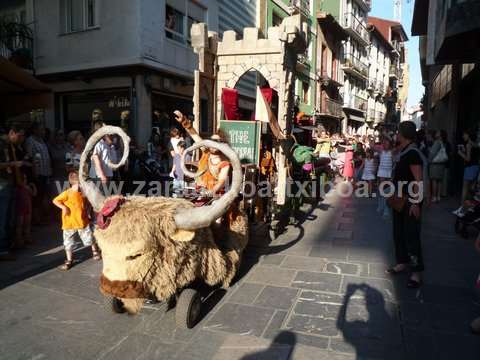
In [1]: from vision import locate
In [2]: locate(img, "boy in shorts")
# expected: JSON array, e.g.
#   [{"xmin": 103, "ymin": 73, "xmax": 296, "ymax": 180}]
[{"xmin": 53, "ymin": 171, "xmax": 101, "ymax": 270}]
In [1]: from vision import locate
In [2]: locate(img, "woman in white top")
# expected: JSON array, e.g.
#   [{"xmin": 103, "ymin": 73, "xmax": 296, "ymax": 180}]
[
  {"xmin": 361, "ymin": 149, "xmax": 377, "ymax": 196},
  {"xmin": 377, "ymin": 138, "xmax": 394, "ymax": 218}
]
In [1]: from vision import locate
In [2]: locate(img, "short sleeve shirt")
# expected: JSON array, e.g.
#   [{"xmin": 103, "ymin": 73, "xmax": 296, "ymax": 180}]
[
  {"xmin": 53, "ymin": 189, "xmax": 90, "ymax": 230},
  {"xmin": 393, "ymin": 146, "xmax": 423, "ymax": 184},
  {"xmin": 89, "ymin": 140, "xmax": 115, "ymax": 178}
]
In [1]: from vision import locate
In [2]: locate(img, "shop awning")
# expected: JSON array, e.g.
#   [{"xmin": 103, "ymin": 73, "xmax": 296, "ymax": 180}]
[
  {"xmin": 0, "ymin": 56, "xmax": 52, "ymax": 116},
  {"xmin": 348, "ymin": 114, "xmax": 366, "ymax": 123}
]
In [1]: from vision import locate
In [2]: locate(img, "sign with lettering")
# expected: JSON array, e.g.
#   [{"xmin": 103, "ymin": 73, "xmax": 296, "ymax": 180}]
[{"xmin": 219, "ymin": 120, "xmax": 261, "ymax": 165}]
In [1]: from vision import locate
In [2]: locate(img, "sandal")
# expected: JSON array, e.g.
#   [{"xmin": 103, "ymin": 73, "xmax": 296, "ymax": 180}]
[
  {"xmin": 92, "ymin": 251, "xmax": 102, "ymax": 261},
  {"xmin": 60, "ymin": 260, "xmax": 73, "ymax": 271}
]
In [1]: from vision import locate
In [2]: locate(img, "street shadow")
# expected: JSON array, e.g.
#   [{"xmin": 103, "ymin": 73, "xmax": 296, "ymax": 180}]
[
  {"xmin": 240, "ymin": 331, "xmax": 296, "ymax": 360},
  {"xmin": 337, "ymin": 283, "xmax": 398, "ymax": 360},
  {"xmin": 0, "ymin": 225, "xmax": 94, "ymax": 289}
]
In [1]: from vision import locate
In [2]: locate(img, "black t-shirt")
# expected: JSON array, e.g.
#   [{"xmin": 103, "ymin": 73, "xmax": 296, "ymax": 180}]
[{"xmin": 393, "ymin": 145, "xmax": 423, "ymax": 184}]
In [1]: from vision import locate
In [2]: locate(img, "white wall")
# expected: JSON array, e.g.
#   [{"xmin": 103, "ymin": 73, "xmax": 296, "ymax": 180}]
[
  {"xmin": 33, "ymin": 0, "xmax": 218, "ymax": 77},
  {"xmin": 34, "ymin": 0, "xmax": 140, "ymax": 75}
]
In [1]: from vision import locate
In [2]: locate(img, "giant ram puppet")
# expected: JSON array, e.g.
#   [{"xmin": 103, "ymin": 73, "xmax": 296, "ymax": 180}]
[{"xmin": 79, "ymin": 126, "xmax": 248, "ymax": 328}]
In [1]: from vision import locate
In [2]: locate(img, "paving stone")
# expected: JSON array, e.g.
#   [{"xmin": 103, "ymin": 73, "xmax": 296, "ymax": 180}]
[
  {"xmin": 335, "ymin": 216, "xmax": 354, "ymax": 224},
  {"xmin": 290, "ymin": 346, "xmax": 355, "ymax": 360},
  {"xmin": 261, "ymin": 254, "xmax": 286, "ymax": 266},
  {"xmin": 247, "ymin": 266, "xmax": 297, "ymax": 287},
  {"xmin": 435, "ymin": 332, "xmax": 480, "ymax": 360},
  {"xmin": 429, "ymin": 303, "xmax": 478, "ymax": 334},
  {"xmin": 398, "ymin": 302, "xmax": 432, "ymax": 331},
  {"xmin": 291, "ymin": 271, "xmax": 342, "ymax": 293},
  {"xmin": 368, "ymin": 263, "xmax": 390, "ymax": 279},
  {"xmin": 100, "ymin": 332, "xmax": 182, "ymax": 360},
  {"xmin": 178, "ymin": 330, "xmax": 227, "ymax": 360},
  {"xmin": 280, "ymin": 256, "xmax": 327, "ymax": 272},
  {"xmin": 329, "ymin": 338, "xmax": 405, "ymax": 359},
  {"xmin": 347, "ymin": 245, "xmax": 391, "ymax": 264},
  {"xmin": 341, "ymin": 276, "xmax": 396, "ymax": 302},
  {"xmin": 325, "ymin": 262, "xmax": 360, "ymax": 276},
  {"xmin": 293, "ymin": 294, "xmax": 342, "ymax": 318},
  {"xmin": 326, "ymin": 230, "xmax": 353, "ymax": 240},
  {"xmin": 212, "ymin": 333, "xmax": 293, "ymax": 360},
  {"xmin": 337, "ymin": 222, "xmax": 354, "ymax": 231},
  {"xmin": 308, "ymin": 244, "xmax": 348, "ymax": 261},
  {"xmin": 403, "ymin": 328, "xmax": 438, "ymax": 360},
  {"xmin": 229, "ymin": 282, "xmax": 265, "ymax": 305},
  {"xmin": 205, "ymin": 303, "xmax": 275, "ymax": 337},
  {"xmin": 286, "ymin": 314, "xmax": 339, "ymax": 337},
  {"xmin": 253, "ymin": 286, "xmax": 299, "ymax": 310}
]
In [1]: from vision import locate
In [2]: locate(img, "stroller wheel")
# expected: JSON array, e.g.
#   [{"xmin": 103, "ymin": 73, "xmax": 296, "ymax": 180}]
[
  {"xmin": 104, "ymin": 296, "xmax": 126, "ymax": 314},
  {"xmin": 176, "ymin": 288, "xmax": 202, "ymax": 329}
]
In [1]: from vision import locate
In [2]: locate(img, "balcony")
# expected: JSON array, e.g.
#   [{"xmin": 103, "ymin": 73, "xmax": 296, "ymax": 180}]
[
  {"xmin": 289, "ymin": 0, "xmax": 310, "ymax": 18},
  {"xmin": 376, "ymin": 111, "xmax": 385, "ymax": 123},
  {"xmin": 0, "ymin": 20, "xmax": 33, "ymax": 70},
  {"xmin": 391, "ymin": 40, "xmax": 402, "ymax": 55},
  {"xmin": 342, "ymin": 53, "xmax": 368, "ymax": 79},
  {"xmin": 342, "ymin": 13, "xmax": 369, "ymax": 46},
  {"xmin": 376, "ymin": 80, "xmax": 385, "ymax": 94},
  {"xmin": 296, "ymin": 53, "xmax": 311, "ymax": 72},
  {"xmin": 367, "ymin": 109, "xmax": 376, "ymax": 122},
  {"xmin": 319, "ymin": 69, "xmax": 342, "ymax": 88},
  {"xmin": 344, "ymin": 94, "xmax": 367, "ymax": 112},
  {"xmin": 389, "ymin": 64, "xmax": 400, "ymax": 79},
  {"xmin": 355, "ymin": 0, "xmax": 372, "ymax": 12},
  {"xmin": 319, "ymin": 95, "xmax": 343, "ymax": 119}
]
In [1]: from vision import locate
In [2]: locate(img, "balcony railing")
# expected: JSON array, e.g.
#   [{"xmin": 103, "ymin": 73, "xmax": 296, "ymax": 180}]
[
  {"xmin": 343, "ymin": 53, "xmax": 369, "ymax": 78},
  {"xmin": 289, "ymin": 0, "xmax": 310, "ymax": 17},
  {"xmin": 342, "ymin": 13, "xmax": 369, "ymax": 44},
  {"xmin": 320, "ymin": 95, "xmax": 343, "ymax": 118},
  {"xmin": 391, "ymin": 40, "xmax": 402, "ymax": 54},
  {"xmin": 344, "ymin": 94, "xmax": 367, "ymax": 112},
  {"xmin": 376, "ymin": 80, "xmax": 385, "ymax": 93},
  {"xmin": 376, "ymin": 111, "xmax": 385, "ymax": 123},
  {"xmin": 0, "ymin": 20, "xmax": 33, "ymax": 70},
  {"xmin": 389, "ymin": 64, "xmax": 400, "ymax": 78}
]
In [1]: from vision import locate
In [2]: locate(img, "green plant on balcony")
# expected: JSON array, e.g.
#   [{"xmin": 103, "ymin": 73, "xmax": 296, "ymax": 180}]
[{"xmin": 0, "ymin": 20, "xmax": 33, "ymax": 70}]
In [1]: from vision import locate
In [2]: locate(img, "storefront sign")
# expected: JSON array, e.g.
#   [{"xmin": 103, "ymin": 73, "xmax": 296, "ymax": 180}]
[
  {"xmin": 219, "ymin": 120, "xmax": 261, "ymax": 165},
  {"xmin": 108, "ymin": 96, "xmax": 130, "ymax": 108}
]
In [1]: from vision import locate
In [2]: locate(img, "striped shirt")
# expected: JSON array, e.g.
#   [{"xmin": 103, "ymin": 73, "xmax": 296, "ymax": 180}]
[{"xmin": 377, "ymin": 150, "xmax": 393, "ymax": 178}]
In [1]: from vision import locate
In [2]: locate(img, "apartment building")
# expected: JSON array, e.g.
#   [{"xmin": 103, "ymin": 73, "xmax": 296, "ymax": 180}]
[
  {"xmin": 320, "ymin": 0, "xmax": 371, "ymax": 135},
  {"xmin": 0, "ymin": 0, "xmax": 52, "ymax": 125},
  {"xmin": 368, "ymin": 16, "xmax": 408, "ymax": 129},
  {"xmin": 316, "ymin": 12, "xmax": 347, "ymax": 134},
  {"xmin": 412, "ymin": 0, "xmax": 480, "ymax": 192},
  {"xmin": 365, "ymin": 23, "xmax": 390, "ymax": 128},
  {"xmin": 0, "ymin": 0, "xmax": 221, "ymax": 144},
  {"xmin": 258, "ymin": 0, "xmax": 317, "ymax": 122}
]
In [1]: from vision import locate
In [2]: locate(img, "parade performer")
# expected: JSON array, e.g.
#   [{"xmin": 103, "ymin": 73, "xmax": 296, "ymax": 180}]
[{"xmin": 173, "ymin": 111, "xmax": 231, "ymax": 198}]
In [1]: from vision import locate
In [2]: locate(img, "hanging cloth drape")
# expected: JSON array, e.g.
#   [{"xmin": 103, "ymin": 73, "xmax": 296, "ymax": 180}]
[{"xmin": 221, "ymin": 88, "xmax": 240, "ymax": 120}]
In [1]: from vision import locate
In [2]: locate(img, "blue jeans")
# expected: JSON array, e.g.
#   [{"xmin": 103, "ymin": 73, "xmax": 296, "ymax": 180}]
[{"xmin": 0, "ymin": 184, "xmax": 15, "ymax": 253}]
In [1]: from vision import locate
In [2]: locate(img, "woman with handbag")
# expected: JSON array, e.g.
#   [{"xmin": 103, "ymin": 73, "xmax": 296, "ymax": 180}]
[
  {"xmin": 386, "ymin": 121, "xmax": 425, "ymax": 289},
  {"xmin": 428, "ymin": 130, "xmax": 448, "ymax": 203}
]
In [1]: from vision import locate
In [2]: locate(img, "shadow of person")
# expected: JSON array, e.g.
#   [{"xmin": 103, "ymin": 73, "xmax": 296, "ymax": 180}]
[
  {"xmin": 337, "ymin": 283, "xmax": 400, "ymax": 359},
  {"xmin": 240, "ymin": 331, "xmax": 296, "ymax": 360}
]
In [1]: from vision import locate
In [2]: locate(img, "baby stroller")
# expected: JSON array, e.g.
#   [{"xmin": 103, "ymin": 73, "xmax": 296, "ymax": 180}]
[{"xmin": 454, "ymin": 202, "xmax": 480, "ymax": 238}]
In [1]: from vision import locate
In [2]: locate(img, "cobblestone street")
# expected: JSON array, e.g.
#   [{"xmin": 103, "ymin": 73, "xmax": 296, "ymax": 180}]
[{"xmin": 1, "ymin": 187, "xmax": 480, "ymax": 360}]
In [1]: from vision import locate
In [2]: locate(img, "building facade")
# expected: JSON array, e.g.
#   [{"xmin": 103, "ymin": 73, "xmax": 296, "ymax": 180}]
[
  {"xmin": 0, "ymin": 0, "xmax": 221, "ymax": 144},
  {"xmin": 320, "ymin": 0, "xmax": 371, "ymax": 135},
  {"xmin": 412, "ymin": 0, "xmax": 480, "ymax": 193},
  {"xmin": 258, "ymin": 0, "xmax": 317, "ymax": 121},
  {"xmin": 316, "ymin": 12, "xmax": 347, "ymax": 134},
  {"xmin": 368, "ymin": 16, "xmax": 409, "ymax": 129}
]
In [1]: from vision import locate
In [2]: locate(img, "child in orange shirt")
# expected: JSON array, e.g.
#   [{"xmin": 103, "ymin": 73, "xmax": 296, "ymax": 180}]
[{"xmin": 53, "ymin": 171, "xmax": 101, "ymax": 270}]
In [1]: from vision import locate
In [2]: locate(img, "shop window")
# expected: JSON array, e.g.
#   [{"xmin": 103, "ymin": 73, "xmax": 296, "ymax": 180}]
[
  {"xmin": 60, "ymin": 0, "xmax": 98, "ymax": 33},
  {"xmin": 165, "ymin": 0, "xmax": 206, "ymax": 45}
]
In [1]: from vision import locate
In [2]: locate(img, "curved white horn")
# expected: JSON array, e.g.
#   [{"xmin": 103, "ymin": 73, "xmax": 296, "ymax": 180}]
[
  {"xmin": 79, "ymin": 126, "xmax": 130, "ymax": 212},
  {"xmin": 174, "ymin": 140, "xmax": 242, "ymax": 230}
]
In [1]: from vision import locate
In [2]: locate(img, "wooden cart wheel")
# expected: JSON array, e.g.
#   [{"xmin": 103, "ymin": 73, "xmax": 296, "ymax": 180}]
[{"xmin": 175, "ymin": 288, "xmax": 202, "ymax": 329}]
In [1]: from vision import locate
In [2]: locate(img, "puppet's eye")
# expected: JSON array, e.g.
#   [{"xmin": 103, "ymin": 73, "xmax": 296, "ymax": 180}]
[{"xmin": 126, "ymin": 254, "xmax": 142, "ymax": 261}]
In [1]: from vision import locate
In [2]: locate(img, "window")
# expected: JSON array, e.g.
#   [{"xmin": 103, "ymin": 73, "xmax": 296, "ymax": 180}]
[
  {"xmin": 302, "ymin": 82, "xmax": 310, "ymax": 104},
  {"xmin": 165, "ymin": 0, "xmax": 206, "ymax": 45},
  {"xmin": 60, "ymin": 0, "xmax": 97, "ymax": 33},
  {"xmin": 272, "ymin": 12, "xmax": 283, "ymax": 26}
]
